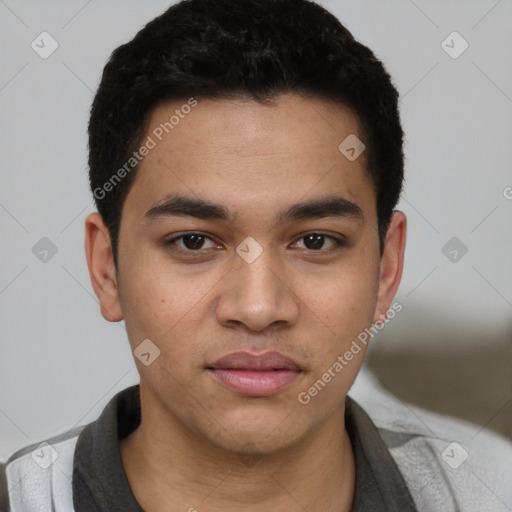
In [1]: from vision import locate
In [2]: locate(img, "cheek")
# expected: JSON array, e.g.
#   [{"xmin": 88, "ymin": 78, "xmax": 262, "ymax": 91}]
[
  {"xmin": 117, "ymin": 253, "xmax": 191, "ymax": 341},
  {"xmin": 119, "ymin": 268, "xmax": 207, "ymax": 390},
  {"xmin": 297, "ymin": 261, "xmax": 379, "ymax": 340},
  {"xmin": 294, "ymin": 271, "xmax": 378, "ymax": 411},
  {"xmin": 118, "ymin": 251, "xmax": 223, "ymax": 361}
]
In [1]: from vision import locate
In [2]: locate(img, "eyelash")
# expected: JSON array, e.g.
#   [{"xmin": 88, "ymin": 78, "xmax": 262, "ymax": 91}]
[{"xmin": 163, "ymin": 232, "xmax": 347, "ymax": 255}]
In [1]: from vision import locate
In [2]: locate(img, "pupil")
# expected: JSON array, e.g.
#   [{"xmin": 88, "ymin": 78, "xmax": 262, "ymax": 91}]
[
  {"xmin": 305, "ymin": 234, "xmax": 324, "ymax": 250},
  {"xmin": 183, "ymin": 234, "xmax": 204, "ymax": 250}
]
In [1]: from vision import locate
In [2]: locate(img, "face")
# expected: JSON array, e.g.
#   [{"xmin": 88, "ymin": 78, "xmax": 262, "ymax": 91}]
[{"xmin": 86, "ymin": 93, "xmax": 405, "ymax": 455}]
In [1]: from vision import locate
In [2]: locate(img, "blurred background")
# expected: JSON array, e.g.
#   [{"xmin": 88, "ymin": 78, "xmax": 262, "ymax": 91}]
[{"xmin": 1, "ymin": 0, "xmax": 511, "ymax": 462}]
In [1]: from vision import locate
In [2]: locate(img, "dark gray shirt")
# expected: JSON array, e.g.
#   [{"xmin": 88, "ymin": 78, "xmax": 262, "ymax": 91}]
[{"xmin": 72, "ymin": 385, "xmax": 417, "ymax": 511}]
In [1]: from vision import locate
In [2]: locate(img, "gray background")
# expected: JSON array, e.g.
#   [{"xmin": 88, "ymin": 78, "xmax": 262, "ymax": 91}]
[{"xmin": 1, "ymin": 0, "xmax": 511, "ymax": 461}]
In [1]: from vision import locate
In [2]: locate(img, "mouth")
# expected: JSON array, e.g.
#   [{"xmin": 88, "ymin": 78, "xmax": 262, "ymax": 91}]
[{"xmin": 206, "ymin": 351, "xmax": 304, "ymax": 397}]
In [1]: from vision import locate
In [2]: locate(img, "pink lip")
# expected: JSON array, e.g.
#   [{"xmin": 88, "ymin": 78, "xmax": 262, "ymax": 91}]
[{"xmin": 207, "ymin": 351, "xmax": 303, "ymax": 396}]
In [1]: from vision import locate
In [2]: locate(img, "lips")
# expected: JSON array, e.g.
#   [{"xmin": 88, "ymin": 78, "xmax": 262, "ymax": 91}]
[
  {"xmin": 206, "ymin": 351, "xmax": 303, "ymax": 396},
  {"xmin": 209, "ymin": 351, "xmax": 302, "ymax": 371}
]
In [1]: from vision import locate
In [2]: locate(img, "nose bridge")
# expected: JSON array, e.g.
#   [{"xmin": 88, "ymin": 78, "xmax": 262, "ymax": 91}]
[
  {"xmin": 239, "ymin": 250, "xmax": 281, "ymax": 300},
  {"xmin": 216, "ymin": 241, "xmax": 300, "ymax": 331}
]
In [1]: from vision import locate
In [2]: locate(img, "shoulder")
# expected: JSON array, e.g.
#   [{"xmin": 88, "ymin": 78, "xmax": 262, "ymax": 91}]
[
  {"xmin": 349, "ymin": 366, "xmax": 512, "ymax": 511},
  {"xmin": 1, "ymin": 426, "xmax": 84, "ymax": 512}
]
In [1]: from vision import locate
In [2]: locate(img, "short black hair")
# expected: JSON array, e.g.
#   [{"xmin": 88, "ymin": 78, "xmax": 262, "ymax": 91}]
[{"xmin": 88, "ymin": 0, "xmax": 404, "ymax": 270}]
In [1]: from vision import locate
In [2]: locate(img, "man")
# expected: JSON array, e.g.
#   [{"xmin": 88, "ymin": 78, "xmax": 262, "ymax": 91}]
[{"xmin": 2, "ymin": 0, "xmax": 512, "ymax": 510}]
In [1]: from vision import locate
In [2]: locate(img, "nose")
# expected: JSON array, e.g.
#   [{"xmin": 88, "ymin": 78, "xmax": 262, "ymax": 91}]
[{"xmin": 215, "ymin": 247, "xmax": 300, "ymax": 333}]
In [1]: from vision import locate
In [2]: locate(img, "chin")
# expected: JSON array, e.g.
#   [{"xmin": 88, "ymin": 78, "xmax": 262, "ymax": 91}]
[{"xmin": 204, "ymin": 411, "xmax": 310, "ymax": 457}]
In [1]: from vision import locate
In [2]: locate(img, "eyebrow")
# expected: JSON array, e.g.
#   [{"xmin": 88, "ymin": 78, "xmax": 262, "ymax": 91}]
[
  {"xmin": 277, "ymin": 196, "xmax": 363, "ymax": 224},
  {"xmin": 143, "ymin": 194, "xmax": 364, "ymax": 224},
  {"xmin": 144, "ymin": 195, "xmax": 231, "ymax": 222}
]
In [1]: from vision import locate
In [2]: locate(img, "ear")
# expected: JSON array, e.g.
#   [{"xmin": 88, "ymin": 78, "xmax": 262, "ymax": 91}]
[
  {"xmin": 373, "ymin": 211, "xmax": 407, "ymax": 324},
  {"xmin": 84, "ymin": 212, "xmax": 123, "ymax": 322}
]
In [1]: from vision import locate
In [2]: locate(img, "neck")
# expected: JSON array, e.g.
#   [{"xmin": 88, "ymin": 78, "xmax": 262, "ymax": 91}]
[{"xmin": 120, "ymin": 387, "xmax": 355, "ymax": 512}]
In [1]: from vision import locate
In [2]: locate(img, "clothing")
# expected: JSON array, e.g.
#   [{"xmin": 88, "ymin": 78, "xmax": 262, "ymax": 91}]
[
  {"xmin": 71, "ymin": 386, "xmax": 416, "ymax": 511},
  {"xmin": 2, "ymin": 367, "xmax": 512, "ymax": 511}
]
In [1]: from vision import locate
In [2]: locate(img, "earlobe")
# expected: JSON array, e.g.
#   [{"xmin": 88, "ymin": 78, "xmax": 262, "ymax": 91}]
[
  {"xmin": 373, "ymin": 211, "xmax": 407, "ymax": 323},
  {"xmin": 84, "ymin": 212, "xmax": 124, "ymax": 322}
]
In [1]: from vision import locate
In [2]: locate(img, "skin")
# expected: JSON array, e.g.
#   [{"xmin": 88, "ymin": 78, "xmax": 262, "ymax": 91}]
[{"xmin": 85, "ymin": 93, "xmax": 406, "ymax": 511}]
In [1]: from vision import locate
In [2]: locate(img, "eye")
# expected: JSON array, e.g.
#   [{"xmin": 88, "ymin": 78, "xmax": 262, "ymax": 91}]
[
  {"xmin": 164, "ymin": 233, "xmax": 221, "ymax": 252},
  {"xmin": 292, "ymin": 233, "xmax": 346, "ymax": 251}
]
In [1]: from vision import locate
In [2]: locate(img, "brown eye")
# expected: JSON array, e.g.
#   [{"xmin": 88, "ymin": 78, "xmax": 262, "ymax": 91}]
[
  {"xmin": 293, "ymin": 233, "xmax": 345, "ymax": 251},
  {"xmin": 181, "ymin": 234, "xmax": 206, "ymax": 250},
  {"xmin": 303, "ymin": 234, "xmax": 326, "ymax": 250},
  {"xmin": 164, "ymin": 233, "xmax": 220, "ymax": 252}
]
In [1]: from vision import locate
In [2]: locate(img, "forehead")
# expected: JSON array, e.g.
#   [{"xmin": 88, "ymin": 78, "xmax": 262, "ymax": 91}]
[{"xmin": 123, "ymin": 94, "xmax": 375, "ymax": 222}]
